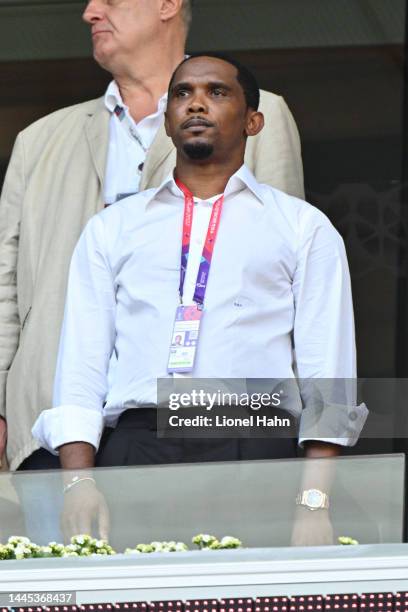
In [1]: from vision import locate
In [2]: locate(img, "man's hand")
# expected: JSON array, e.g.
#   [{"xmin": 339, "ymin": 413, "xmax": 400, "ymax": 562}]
[
  {"xmin": 291, "ymin": 507, "xmax": 334, "ymax": 546},
  {"xmin": 290, "ymin": 441, "xmax": 339, "ymax": 546},
  {"xmin": 58, "ymin": 442, "xmax": 109, "ymax": 541},
  {"xmin": 0, "ymin": 417, "xmax": 7, "ymax": 467},
  {"xmin": 61, "ymin": 479, "xmax": 109, "ymax": 542}
]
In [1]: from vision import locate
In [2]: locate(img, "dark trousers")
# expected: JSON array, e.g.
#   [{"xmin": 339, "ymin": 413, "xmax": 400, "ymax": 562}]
[{"xmin": 19, "ymin": 408, "xmax": 297, "ymax": 470}]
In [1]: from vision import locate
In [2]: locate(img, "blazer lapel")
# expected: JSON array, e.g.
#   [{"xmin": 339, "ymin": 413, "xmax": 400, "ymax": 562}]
[
  {"xmin": 140, "ymin": 121, "xmax": 175, "ymax": 190},
  {"xmin": 85, "ymin": 100, "xmax": 110, "ymax": 209}
]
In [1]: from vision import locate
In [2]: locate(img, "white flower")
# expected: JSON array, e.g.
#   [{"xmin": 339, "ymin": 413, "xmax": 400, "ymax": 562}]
[
  {"xmin": 219, "ymin": 536, "xmax": 242, "ymax": 549},
  {"xmin": 8, "ymin": 536, "xmax": 31, "ymax": 546},
  {"xmin": 125, "ymin": 548, "xmax": 141, "ymax": 554},
  {"xmin": 64, "ymin": 544, "xmax": 80, "ymax": 553}
]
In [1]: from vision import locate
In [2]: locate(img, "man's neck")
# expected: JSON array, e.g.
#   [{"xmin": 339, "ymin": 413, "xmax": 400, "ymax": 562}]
[
  {"xmin": 113, "ymin": 47, "xmax": 185, "ymax": 123},
  {"xmin": 175, "ymin": 160, "xmax": 244, "ymax": 200}
]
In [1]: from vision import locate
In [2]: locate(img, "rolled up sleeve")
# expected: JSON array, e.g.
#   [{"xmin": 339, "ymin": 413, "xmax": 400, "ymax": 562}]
[
  {"xmin": 31, "ymin": 405, "xmax": 104, "ymax": 455},
  {"xmin": 293, "ymin": 207, "xmax": 368, "ymax": 446},
  {"xmin": 32, "ymin": 214, "xmax": 116, "ymax": 453}
]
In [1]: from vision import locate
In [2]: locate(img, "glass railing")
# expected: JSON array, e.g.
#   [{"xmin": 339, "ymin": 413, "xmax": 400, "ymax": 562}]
[{"xmin": 0, "ymin": 454, "xmax": 403, "ymax": 553}]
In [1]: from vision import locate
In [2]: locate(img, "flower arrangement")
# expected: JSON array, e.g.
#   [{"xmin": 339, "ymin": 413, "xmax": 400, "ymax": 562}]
[
  {"xmin": 0, "ymin": 535, "xmax": 115, "ymax": 560},
  {"xmin": 0, "ymin": 533, "xmax": 242, "ymax": 560},
  {"xmin": 125, "ymin": 541, "xmax": 189, "ymax": 554},
  {"xmin": 192, "ymin": 534, "xmax": 242, "ymax": 550},
  {"xmin": 0, "ymin": 533, "xmax": 358, "ymax": 560},
  {"xmin": 338, "ymin": 536, "xmax": 359, "ymax": 545}
]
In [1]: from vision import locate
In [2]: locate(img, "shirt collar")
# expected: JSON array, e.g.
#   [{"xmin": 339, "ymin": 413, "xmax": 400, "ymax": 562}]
[
  {"xmin": 104, "ymin": 80, "xmax": 168, "ymax": 114},
  {"xmin": 145, "ymin": 164, "xmax": 265, "ymax": 208},
  {"xmin": 104, "ymin": 80, "xmax": 123, "ymax": 113},
  {"xmin": 225, "ymin": 164, "xmax": 265, "ymax": 204}
]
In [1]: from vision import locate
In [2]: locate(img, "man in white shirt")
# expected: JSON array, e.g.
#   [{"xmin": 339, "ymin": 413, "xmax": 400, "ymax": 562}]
[
  {"xmin": 0, "ymin": 0, "xmax": 304, "ymax": 474},
  {"xmin": 33, "ymin": 54, "xmax": 367, "ymax": 543}
]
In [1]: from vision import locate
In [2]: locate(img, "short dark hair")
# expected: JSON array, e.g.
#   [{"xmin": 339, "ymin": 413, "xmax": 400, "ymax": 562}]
[{"xmin": 168, "ymin": 52, "xmax": 260, "ymax": 111}]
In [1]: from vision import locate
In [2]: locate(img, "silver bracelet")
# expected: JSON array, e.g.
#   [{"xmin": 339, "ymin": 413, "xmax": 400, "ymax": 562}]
[{"xmin": 63, "ymin": 476, "xmax": 96, "ymax": 494}]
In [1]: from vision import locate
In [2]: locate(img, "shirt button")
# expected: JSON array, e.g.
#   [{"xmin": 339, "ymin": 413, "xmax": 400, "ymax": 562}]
[{"xmin": 349, "ymin": 411, "xmax": 357, "ymax": 421}]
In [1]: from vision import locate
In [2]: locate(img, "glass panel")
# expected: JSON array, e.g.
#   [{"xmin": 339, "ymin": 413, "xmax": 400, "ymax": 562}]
[{"xmin": 0, "ymin": 454, "xmax": 403, "ymax": 551}]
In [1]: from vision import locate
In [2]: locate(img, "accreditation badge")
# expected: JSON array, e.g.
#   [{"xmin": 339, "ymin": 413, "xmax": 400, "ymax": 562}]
[{"xmin": 167, "ymin": 304, "xmax": 203, "ymax": 373}]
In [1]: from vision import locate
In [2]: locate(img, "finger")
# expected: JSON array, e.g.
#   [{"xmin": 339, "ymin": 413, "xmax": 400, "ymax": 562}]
[
  {"xmin": 98, "ymin": 499, "xmax": 110, "ymax": 541},
  {"xmin": 77, "ymin": 508, "xmax": 93, "ymax": 537},
  {"xmin": 61, "ymin": 511, "xmax": 73, "ymax": 544}
]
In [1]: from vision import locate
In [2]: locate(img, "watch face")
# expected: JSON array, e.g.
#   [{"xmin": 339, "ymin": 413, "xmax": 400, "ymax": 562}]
[{"xmin": 306, "ymin": 489, "xmax": 324, "ymax": 508}]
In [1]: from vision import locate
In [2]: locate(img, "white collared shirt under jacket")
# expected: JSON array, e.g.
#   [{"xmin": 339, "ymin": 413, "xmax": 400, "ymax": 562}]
[
  {"xmin": 32, "ymin": 166, "xmax": 368, "ymax": 453},
  {"xmin": 104, "ymin": 80, "xmax": 167, "ymax": 204}
]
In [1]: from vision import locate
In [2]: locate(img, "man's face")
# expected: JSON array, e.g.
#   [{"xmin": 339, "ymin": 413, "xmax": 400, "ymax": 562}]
[
  {"xmin": 83, "ymin": 0, "xmax": 160, "ymax": 71},
  {"xmin": 165, "ymin": 57, "xmax": 263, "ymax": 163}
]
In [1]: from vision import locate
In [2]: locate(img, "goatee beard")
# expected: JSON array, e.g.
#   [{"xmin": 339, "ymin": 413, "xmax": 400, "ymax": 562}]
[{"xmin": 183, "ymin": 142, "xmax": 214, "ymax": 160}]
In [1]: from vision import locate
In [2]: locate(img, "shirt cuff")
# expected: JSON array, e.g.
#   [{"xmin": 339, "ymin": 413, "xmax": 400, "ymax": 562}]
[
  {"xmin": 32, "ymin": 405, "xmax": 104, "ymax": 455},
  {"xmin": 298, "ymin": 402, "xmax": 369, "ymax": 447}
]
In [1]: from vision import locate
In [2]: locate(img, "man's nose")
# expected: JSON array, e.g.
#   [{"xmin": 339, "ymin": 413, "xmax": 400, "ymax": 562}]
[
  {"xmin": 188, "ymin": 95, "xmax": 207, "ymax": 113},
  {"xmin": 83, "ymin": 0, "xmax": 104, "ymax": 24}
]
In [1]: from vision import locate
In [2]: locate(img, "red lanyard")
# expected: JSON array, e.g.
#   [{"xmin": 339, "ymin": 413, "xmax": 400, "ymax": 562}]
[{"xmin": 176, "ymin": 179, "xmax": 224, "ymax": 306}]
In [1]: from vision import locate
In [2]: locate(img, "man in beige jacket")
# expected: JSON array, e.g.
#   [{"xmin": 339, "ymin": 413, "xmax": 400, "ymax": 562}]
[{"xmin": 0, "ymin": 0, "xmax": 304, "ymax": 472}]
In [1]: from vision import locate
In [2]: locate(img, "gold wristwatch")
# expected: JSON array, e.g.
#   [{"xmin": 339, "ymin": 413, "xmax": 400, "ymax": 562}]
[{"xmin": 296, "ymin": 488, "xmax": 329, "ymax": 510}]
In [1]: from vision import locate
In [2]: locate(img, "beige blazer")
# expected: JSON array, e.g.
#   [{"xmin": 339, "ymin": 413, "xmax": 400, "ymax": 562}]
[{"xmin": 0, "ymin": 91, "xmax": 304, "ymax": 470}]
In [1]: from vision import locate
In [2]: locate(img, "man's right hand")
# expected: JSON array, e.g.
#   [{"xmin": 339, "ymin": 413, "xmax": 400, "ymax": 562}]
[
  {"xmin": 61, "ymin": 479, "xmax": 110, "ymax": 542},
  {"xmin": 58, "ymin": 442, "xmax": 109, "ymax": 541},
  {"xmin": 0, "ymin": 417, "xmax": 7, "ymax": 466}
]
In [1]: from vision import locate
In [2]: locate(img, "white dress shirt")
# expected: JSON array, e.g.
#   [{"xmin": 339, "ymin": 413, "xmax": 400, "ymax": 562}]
[
  {"xmin": 32, "ymin": 166, "xmax": 368, "ymax": 453},
  {"xmin": 103, "ymin": 80, "xmax": 167, "ymax": 205}
]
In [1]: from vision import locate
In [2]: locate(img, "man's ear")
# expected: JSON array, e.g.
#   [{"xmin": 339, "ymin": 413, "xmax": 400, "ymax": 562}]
[
  {"xmin": 245, "ymin": 110, "xmax": 265, "ymax": 137},
  {"xmin": 159, "ymin": 0, "xmax": 183, "ymax": 22}
]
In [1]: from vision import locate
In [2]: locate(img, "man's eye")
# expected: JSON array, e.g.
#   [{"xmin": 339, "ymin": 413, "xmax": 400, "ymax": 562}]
[
  {"xmin": 175, "ymin": 89, "xmax": 189, "ymax": 97},
  {"xmin": 211, "ymin": 88, "xmax": 225, "ymax": 96}
]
